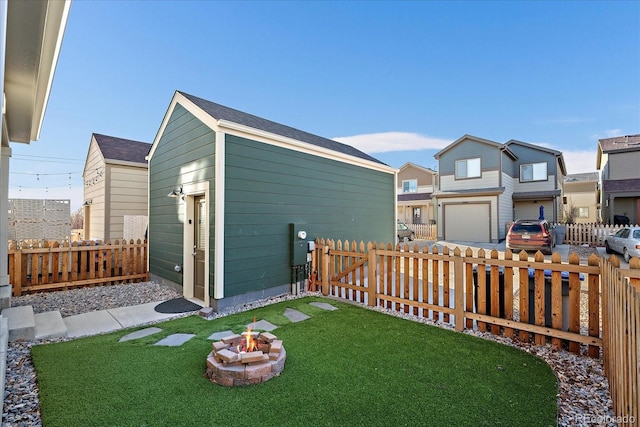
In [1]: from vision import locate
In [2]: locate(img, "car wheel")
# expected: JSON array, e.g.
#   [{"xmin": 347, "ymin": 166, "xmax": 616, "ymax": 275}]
[
  {"xmin": 605, "ymin": 241, "xmax": 613, "ymax": 254},
  {"xmin": 409, "ymin": 233, "xmax": 415, "ymax": 241},
  {"xmin": 624, "ymin": 248, "xmax": 630, "ymax": 263}
]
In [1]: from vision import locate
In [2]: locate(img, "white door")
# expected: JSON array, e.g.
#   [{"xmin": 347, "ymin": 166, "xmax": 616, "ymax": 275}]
[{"xmin": 444, "ymin": 203, "xmax": 491, "ymax": 242}]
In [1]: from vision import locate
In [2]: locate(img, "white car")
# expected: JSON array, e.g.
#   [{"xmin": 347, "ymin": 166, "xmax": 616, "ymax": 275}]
[{"xmin": 605, "ymin": 226, "xmax": 640, "ymax": 263}]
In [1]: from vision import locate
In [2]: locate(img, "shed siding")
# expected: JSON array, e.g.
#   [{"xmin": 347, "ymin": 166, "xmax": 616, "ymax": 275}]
[
  {"xmin": 148, "ymin": 104, "xmax": 216, "ymax": 285},
  {"xmin": 107, "ymin": 164, "xmax": 148, "ymax": 240},
  {"xmin": 83, "ymin": 139, "xmax": 106, "ymax": 240},
  {"xmin": 224, "ymin": 134, "xmax": 394, "ymax": 297}
]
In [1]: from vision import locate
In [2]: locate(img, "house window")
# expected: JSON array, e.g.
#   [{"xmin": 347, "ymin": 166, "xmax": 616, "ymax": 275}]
[
  {"xmin": 455, "ymin": 158, "xmax": 481, "ymax": 179},
  {"xmin": 402, "ymin": 179, "xmax": 417, "ymax": 193},
  {"xmin": 576, "ymin": 207, "xmax": 589, "ymax": 218},
  {"xmin": 520, "ymin": 162, "xmax": 547, "ymax": 182}
]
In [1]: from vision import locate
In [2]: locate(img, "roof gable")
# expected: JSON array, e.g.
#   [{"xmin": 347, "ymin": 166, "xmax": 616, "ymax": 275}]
[
  {"xmin": 398, "ymin": 162, "xmax": 436, "ymax": 174},
  {"xmin": 178, "ymin": 91, "xmax": 385, "ymax": 165},
  {"xmin": 506, "ymin": 139, "xmax": 567, "ymax": 176},
  {"xmin": 434, "ymin": 134, "xmax": 505, "ymax": 159},
  {"xmin": 93, "ymin": 133, "xmax": 151, "ymax": 164}
]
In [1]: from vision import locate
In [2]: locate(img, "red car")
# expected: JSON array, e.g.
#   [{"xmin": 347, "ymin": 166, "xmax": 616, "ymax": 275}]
[{"xmin": 506, "ymin": 219, "xmax": 556, "ymax": 255}]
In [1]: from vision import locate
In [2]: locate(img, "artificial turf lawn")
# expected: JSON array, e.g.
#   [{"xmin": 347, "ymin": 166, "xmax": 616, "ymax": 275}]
[{"xmin": 32, "ymin": 297, "xmax": 557, "ymax": 426}]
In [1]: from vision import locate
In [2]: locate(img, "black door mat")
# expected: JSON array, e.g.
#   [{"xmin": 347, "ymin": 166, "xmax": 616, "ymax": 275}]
[{"xmin": 154, "ymin": 298, "xmax": 203, "ymax": 314}]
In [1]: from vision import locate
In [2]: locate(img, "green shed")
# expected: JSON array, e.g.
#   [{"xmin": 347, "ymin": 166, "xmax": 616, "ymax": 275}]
[{"xmin": 147, "ymin": 91, "xmax": 396, "ymax": 312}]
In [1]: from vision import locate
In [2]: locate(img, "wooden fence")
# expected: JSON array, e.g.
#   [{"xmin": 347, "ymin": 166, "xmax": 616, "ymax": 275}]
[
  {"xmin": 311, "ymin": 238, "xmax": 640, "ymax": 421},
  {"xmin": 311, "ymin": 239, "xmax": 602, "ymax": 356},
  {"xmin": 406, "ymin": 223, "xmax": 437, "ymax": 240},
  {"xmin": 555, "ymin": 223, "xmax": 639, "ymax": 246},
  {"xmin": 601, "ymin": 256, "xmax": 640, "ymax": 423},
  {"xmin": 8, "ymin": 239, "xmax": 149, "ymax": 296}
]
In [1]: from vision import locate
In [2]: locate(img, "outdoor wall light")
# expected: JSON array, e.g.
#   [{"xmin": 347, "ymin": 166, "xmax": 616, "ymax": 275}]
[
  {"xmin": 167, "ymin": 186, "xmax": 184, "ymax": 198},
  {"xmin": 82, "ymin": 200, "xmax": 92, "ymax": 206}
]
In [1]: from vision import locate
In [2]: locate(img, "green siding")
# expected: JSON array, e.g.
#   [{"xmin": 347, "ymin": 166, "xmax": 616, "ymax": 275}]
[
  {"xmin": 149, "ymin": 104, "xmax": 394, "ymax": 302},
  {"xmin": 148, "ymin": 104, "xmax": 215, "ymax": 284},
  {"xmin": 223, "ymin": 134, "xmax": 394, "ymax": 298}
]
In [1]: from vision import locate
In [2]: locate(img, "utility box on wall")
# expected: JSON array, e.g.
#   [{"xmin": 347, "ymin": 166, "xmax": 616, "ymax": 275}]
[{"xmin": 289, "ymin": 223, "xmax": 308, "ymax": 266}]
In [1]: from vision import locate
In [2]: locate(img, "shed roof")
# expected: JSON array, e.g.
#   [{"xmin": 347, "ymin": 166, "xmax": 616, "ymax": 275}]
[
  {"xmin": 178, "ymin": 91, "xmax": 385, "ymax": 165},
  {"xmin": 93, "ymin": 133, "xmax": 151, "ymax": 164}
]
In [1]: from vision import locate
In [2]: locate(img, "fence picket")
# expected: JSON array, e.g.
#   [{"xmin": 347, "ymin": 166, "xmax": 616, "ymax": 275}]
[
  {"xmin": 8, "ymin": 240, "xmax": 149, "ymax": 295},
  {"xmin": 503, "ymin": 249, "xmax": 514, "ymax": 338}
]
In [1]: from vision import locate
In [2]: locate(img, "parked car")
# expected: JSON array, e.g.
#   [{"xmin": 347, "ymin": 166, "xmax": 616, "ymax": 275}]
[
  {"xmin": 506, "ymin": 219, "xmax": 556, "ymax": 255},
  {"xmin": 613, "ymin": 214, "xmax": 630, "ymax": 226},
  {"xmin": 605, "ymin": 226, "xmax": 640, "ymax": 263},
  {"xmin": 397, "ymin": 221, "xmax": 415, "ymax": 242}
]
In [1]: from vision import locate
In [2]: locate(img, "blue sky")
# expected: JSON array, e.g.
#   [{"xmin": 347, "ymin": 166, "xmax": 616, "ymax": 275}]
[{"xmin": 9, "ymin": 0, "xmax": 640, "ymax": 211}]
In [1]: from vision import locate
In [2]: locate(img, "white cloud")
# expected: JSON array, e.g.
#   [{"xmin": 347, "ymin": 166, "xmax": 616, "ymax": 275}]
[
  {"xmin": 333, "ymin": 132, "xmax": 451, "ymax": 153},
  {"xmin": 562, "ymin": 149, "xmax": 598, "ymax": 174}
]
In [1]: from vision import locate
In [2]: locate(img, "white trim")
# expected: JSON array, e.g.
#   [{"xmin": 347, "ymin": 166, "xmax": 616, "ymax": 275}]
[
  {"xmin": 214, "ymin": 131, "xmax": 225, "ymax": 299},
  {"xmin": 181, "ymin": 181, "xmax": 210, "ymax": 307}
]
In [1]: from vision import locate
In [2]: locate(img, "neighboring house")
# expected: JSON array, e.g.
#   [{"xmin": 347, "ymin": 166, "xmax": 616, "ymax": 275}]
[
  {"xmin": 433, "ymin": 135, "xmax": 566, "ymax": 243},
  {"xmin": 563, "ymin": 172, "xmax": 600, "ymax": 223},
  {"xmin": 596, "ymin": 134, "xmax": 640, "ymax": 225},
  {"xmin": 397, "ymin": 162, "xmax": 436, "ymax": 224},
  {"xmin": 1, "ymin": 0, "xmax": 70, "ymax": 300},
  {"xmin": 82, "ymin": 133, "xmax": 151, "ymax": 241},
  {"xmin": 147, "ymin": 91, "xmax": 396, "ymax": 311}
]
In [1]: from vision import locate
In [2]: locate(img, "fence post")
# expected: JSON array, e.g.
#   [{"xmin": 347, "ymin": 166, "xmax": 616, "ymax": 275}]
[
  {"xmin": 454, "ymin": 247, "xmax": 464, "ymax": 331},
  {"xmin": 367, "ymin": 243, "xmax": 376, "ymax": 307},
  {"xmin": 13, "ymin": 245, "xmax": 22, "ymax": 297},
  {"xmin": 588, "ymin": 253, "xmax": 601, "ymax": 358},
  {"xmin": 321, "ymin": 245, "xmax": 330, "ymax": 296}
]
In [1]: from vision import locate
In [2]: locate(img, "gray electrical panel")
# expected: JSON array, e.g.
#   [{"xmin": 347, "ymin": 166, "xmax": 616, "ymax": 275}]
[{"xmin": 289, "ymin": 223, "xmax": 308, "ymax": 266}]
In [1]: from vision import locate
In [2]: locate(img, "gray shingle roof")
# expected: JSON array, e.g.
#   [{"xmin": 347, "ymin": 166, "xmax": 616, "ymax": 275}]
[
  {"xmin": 93, "ymin": 133, "xmax": 151, "ymax": 164},
  {"xmin": 598, "ymin": 134, "xmax": 640, "ymax": 153},
  {"xmin": 564, "ymin": 172, "xmax": 599, "ymax": 183},
  {"xmin": 178, "ymin": 91, "xmax": 386, "ymax": 165}
]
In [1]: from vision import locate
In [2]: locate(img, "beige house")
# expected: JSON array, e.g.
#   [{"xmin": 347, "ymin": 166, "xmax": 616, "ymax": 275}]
[
  {"xmin": 596, "ymin": 134, "xmax": 640, "ymax": 225},
  {"xmin": 563, "ymin": 172, "xmax": 599, "ymax": 223},
  {"xmin": 397, "ymin": 162, "xmax": 436, "ymax": 225},
  {"xmin": 83, "ymin": 133, "xmax": 151, "ymax": 241}
]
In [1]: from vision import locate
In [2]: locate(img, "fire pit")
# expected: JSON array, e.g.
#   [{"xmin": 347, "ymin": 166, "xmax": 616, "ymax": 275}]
[{"xmin": 205, "ymin": 329, "xmax": 286, "ymax": 386}]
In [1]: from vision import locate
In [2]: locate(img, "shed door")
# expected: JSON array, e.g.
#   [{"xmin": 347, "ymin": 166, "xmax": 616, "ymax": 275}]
[
  {"xmin": 444, "ymin": 203, "xmax": 490, "ymax": 242},
  {"xmin": 194, "ymin": 196, "xmax": 206, "ymax": 300}
]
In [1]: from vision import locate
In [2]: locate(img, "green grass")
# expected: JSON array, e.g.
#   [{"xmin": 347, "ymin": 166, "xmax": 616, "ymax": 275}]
[{"xmin": 32, "ymin": 297, "xmax": 557, "ymax": 426}]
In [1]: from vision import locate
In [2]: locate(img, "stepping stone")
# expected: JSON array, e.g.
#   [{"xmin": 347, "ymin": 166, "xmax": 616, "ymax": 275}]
[
  {"xmin": 35, "ymin": 311, "xmax": 67, "ymax": 340},
  {"xmin": 309, "ymin": 302, "xmax": 338, "ymax": 311},
  {"xmin": 119, "ymin": 327, "xmax": 163, "ymax": 342},
  {"xmin": 284, "ymin": 308, "xmax": 310, "ymax": 323},
  {"xmin": 154, "ymin": 333, "xmax": 196, "ymax": 347},
  {"xmin": 248, "ymin": 319, "xmax": 278, "ymax": 332},
  {"xmin": 208, "ymin": 330, "xmax": 235, "ymax": 341}
]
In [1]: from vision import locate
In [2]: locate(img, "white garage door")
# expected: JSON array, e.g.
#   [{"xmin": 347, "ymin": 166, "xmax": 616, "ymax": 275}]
[{"xmin": 444, "ymin": 204, "xmax": 490, "ymax": 242}]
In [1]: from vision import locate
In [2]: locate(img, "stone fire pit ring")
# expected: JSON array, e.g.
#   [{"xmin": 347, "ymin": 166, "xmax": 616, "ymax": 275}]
[{"xmin": 206, "ymin": 331, "xmax": 286, "ymax": 386}]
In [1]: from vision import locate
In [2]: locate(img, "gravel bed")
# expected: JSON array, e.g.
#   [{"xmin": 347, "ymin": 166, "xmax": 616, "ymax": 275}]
[{"xmin": 3, "ymin": 281, "xmax": 616, "ymax": 426}]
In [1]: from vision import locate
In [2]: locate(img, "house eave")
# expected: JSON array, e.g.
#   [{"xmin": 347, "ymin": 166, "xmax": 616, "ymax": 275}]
[{"xmin": 3, "ymin": 0, "xmax": 71, "ymax": 144}]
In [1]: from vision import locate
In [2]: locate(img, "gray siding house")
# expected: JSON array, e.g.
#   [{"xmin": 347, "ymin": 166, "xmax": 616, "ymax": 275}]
[
  {"xmin": 147, "ymin": 91, "xmax": 396, "ymax": 311},
  {"xmin": 433, "ymin": 135, "xmax": 566, "ymax": 243}
]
